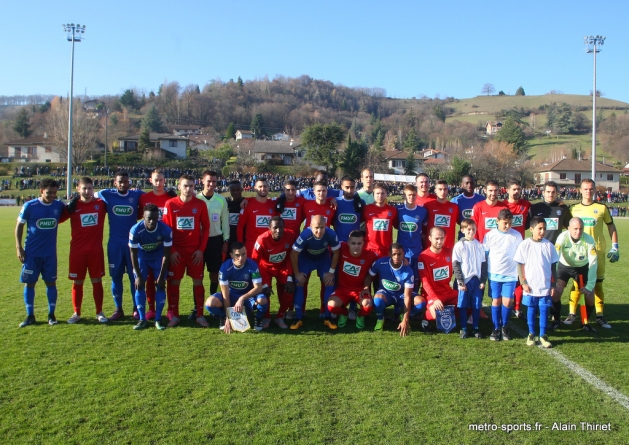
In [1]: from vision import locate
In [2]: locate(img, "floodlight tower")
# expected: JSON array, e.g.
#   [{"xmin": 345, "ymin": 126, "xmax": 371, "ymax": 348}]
[
  {"xmin": 62, "ymin": 23, "xmax": 86, "ymax": 198},
  {"xmin": 585, "ymin": 35, "xmax": 605, "ymax": 181}
]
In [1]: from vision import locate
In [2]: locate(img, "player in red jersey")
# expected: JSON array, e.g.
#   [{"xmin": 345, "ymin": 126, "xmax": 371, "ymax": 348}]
[
  {"xmin": 163, "ymin": 175, "xmax": 210, "ymax": 328},
  {"xmin": 471, "ymin": 180, "xmax": 507, "ymax": 242},
  {"xmin": 503, "ymin": 181, "xmax": 531, "ymax": 317},
  {"xmin": 302, "ymin": 181, "xmax": 336, "ymax": 228},
  {"xmin": 236, "ymin": 179, "xmax": 276, "ymax": 255},
  {"xmin": 424, "ymin": 180, "xmax": 459, "ymax": 249},
  {"xmin": 415, "ymin": 173, "xmax": 437, "ymax": 207},
  {"xmin": 138, "ymin": 169, "xmax": 176, "ymax": 320},
  {"xmin": 61, "ymin": 177, "xmax": 108, "ymax": 323},
  {"xmin": 251, "ymin": 216, "xmax": 297, "ymax": 328},
  {"xmin": 418, "ymin": 227, "xmax": 458, "ymax": 323},
  {"xmin": 363, "ymin": 183, "xmax": 398, "ymax": 258},
  {"xmin": 327, "ymin": 230, "xmax": 378, "ymax": 329},
  {"xmin": 275, "ymin": 179, "xmax": 305, "ymax": 234}
]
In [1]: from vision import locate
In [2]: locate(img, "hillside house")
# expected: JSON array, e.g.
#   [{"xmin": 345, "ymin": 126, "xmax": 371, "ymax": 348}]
[
  {"xmin": 118, "ymin": 133, "xmax": 188, "ymax": 159},
  {"xmin": 381, "ymin": 150, "xmax": 424, "ymax": 175},
  {"xmin": 171, "ymin": 125, "xmax": 201, "ymax": 136},
  {"xmin": 235, "ymin": 130, "xmax": 254, "ymax": 140},
  {"xmin": 252, "ymin": 140, "xmax": 299, "ymax": 165},
  {"xmin": 537, "ymin": 159, "xmax": 621, "ymax": 191},
  {"xmin": 3, "ymin": 135, "xmax": 63, "ymax": 162},
  {"xmin": 486, "ymin": 121, "xmax": 503, "ymax": 135}
]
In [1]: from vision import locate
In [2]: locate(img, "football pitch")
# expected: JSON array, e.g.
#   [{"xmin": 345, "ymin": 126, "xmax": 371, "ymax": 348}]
[{"xmin": 1, "ymin": 206, "xmax": 628, "ymax": 444}]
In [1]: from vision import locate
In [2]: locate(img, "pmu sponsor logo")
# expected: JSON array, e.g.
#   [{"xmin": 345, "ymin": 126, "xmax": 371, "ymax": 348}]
[
  {"xmin": 512, "ymin": 215, "xmax": 524, "ymax": 227},
  {"xmin": 256, "ymin": 215, "xmax": 272, "ymax": 227},
  {"xmin": 545, "ymin": 218, "xmax": 559, "ymax": 230},
  {"xmin": 113, "ymin": 205, "xmax": 134, "ymax": 216},
  {"xmin": 176, "ymin": 216, "xmax": 195, "ymax": 230},
  {"xmin": 339, "ymin": 214, "xmax": 357, "ymax": 224},
  {"xmin": 142, "ymin": 242, "xmax": 161, "ymax": 251},
  {"xmin": 342, "ymin": 261, "xmax": 361, "ymax": 276},
  {"xmin": 36, "ymin": 218, "xmax": 57, "ymax": 229},
  {"xmin": 382, "ymin": 279, "xmax": 401, "ymax": 291},
  {"xmin": 269, "ymin": 251, "xmax": 286, "ymax": 263},
  {"xmin": 307, "ymin": 248, "xmax": 326, "ymax": 256},
  {"xmin": 229, "ymin": 213, "xmax": 240, "ymax": 225},
  {"xmin": 400, "ymin": 222, "xmax": 418, "ymax": 232},
  {"xmin": 80, "ymin": 213, "xmax": 98, "ymax": 227},
  {"xmin": 463, "ymin": 209, "xmax": 473, "ymax": 218},
  {"xmin": 435, "ymin": 215, "xmax": 451, "ymax": 227},
  {"xmin": 581, "ymin": 217, "xmax": 596, "ymax": 227},
  {"xmin": 484, "ymin": 217, "xmax": 498, "ymax": 230},
  {"xmin": 281, "ymin": 208, "xmax": 297, "ymax": 220},
  {"xmin": 433, "ymin": 266, "xmax": 450, "ymax": 281},
  {"xmin": 373, "ymin": 219, "xmax": 390, "ymax": 231},
  {"xmin": 230, "ymin": 281, "xmax": 248, "ymax": 290}
]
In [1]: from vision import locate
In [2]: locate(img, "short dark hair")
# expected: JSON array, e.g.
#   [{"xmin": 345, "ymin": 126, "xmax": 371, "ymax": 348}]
[
  {"xmin": 486, "ymin": 180, "xmax": 499, "ymax": 188},
  {"xmin": 435, "ymin": 179, "xmax": 448, "ymax": 187},
  {"xmin": 40, "ymin": 178, "xmax": 58, "ymax": 189},
  {"xmin": 179, "ymin": 174, "xmax": 195, "ymax": 183},
  {"xmin": 544, "ymin": 181, "xmax": 558, "ymax": 192},
  {"xmin": 429, "ymin": 226, "xmax": 445, "ymax": 236},
  {"xmin": 403, "ymin": 184, "xmax": 417, "ymax": 193},
  {"xmin": 254, "ymin": 178, "xmax": 267, "ymax": 186},
  {"xmin": 530, "ymin": 216, "xmax": 546, "ymax": 228},
  {"xmin": 390, "ymin": 242, "xmax": 405, "ymax": 254},
  {"xmin": 348, "ymin": 229, "xmax": 365, "ymax": 240},
  {"xmin": 151, "ymin": 169, "xmax": 164, "ymax": 176},
  {"xmin": 143, "ymin": 203, "xmax": 159, "ymax": 213},
  {"xmin": 284, "ymin": 179, "xmax": 298, "ymax": 187},
  {"xmin": 228, "ymin": 180, "xmax": 242, "ymax": 188},
  {"xmin": 373, "ymin": 183, "xmax": 388, "ymax": 192},
  {"xmin": 202, "ymin": 170, "xmax": 218, "ymax": 178},
  {"xmin": 341, "ymin": 176, "xmax": 355, "ymax": 184},
  {"xmin": 115, "ymin": 171, "xmax": 129, "ymax": 179},
  {"xmin": 497, "ymin": 209, "xmax": 514, "ymax": 220},
  {"xmin": 313, "ymin": 180, "xmax": 328, "ymax": 188},
  {"xmin": 580, "ymin": 178, "xmax": 596, "ymax": 187},
  {"xmin": 416, "ymin": 173, "xmax": 429, "ymax": 180},
  {"xmin": 507, "ymin": 181, "xmax": 521, "ymax": 189},
  {"xmin": 230, "ymin": 241, "xmax": 245, "ymax": 253},
  {"xmin": 78, "ymin": 177, "xmax": 93, "ymax": 186},
  {"xmin": 269, "ymin": 215, "xmax": 284, "ymax": 226}
]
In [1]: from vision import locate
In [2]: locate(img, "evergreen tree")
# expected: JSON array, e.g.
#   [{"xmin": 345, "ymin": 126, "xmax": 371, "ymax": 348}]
[
  {"xmin": 302, "ymin": 123, "xmax": 345, "ymax": 174},
  {"xmin": 237, "ymin": 76, "xmax": 244, "ymax": 89},
  {"xmin": 432, "ymin": 105, "xmax": 446, "ymax": 122},
  {"xmin": 142, "ymin": 105, "xmax": 166, "ymax": 133},
  {"xmin": 138, "ymin": 127, "xmax": 152, "ymax": 151},
  {"xmin": 515, "ymin": 86, "xmax": 525, "ymax": 96},
  {"xmin": 250, "ymin": 113, "xmax": 265, "ymax": 138},
  {"xmin": 225, "ymin": 122, "xmax": 236, "ymax": 139},
  {"xmin": 13, "ymin": 108, "xmax": 31, "ymax": 138},
  {"xmin": 404, "ymin": 151, "xmax": 416, "ymax": 175},
  {"xmin": 403, "ymin": 128, "xmax": 421, "ymax": 152},
  {"xmin": 495, "ymin": 116, "xmax": 529, "ymax": 155},
  {"xmin": 339, "ymin": 135, "xmax": 368, "ymax": 179}
]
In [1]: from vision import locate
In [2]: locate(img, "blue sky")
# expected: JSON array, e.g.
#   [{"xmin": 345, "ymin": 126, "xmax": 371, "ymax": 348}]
[{"xmin": 3, "ymin": 0, "xmax": 628, "ymax": 103}]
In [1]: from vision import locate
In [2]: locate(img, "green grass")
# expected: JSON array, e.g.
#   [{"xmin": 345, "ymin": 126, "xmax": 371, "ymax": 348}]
[{"xmin": 1, "ymin": 208, "xmax": 629, "ymax": 444}]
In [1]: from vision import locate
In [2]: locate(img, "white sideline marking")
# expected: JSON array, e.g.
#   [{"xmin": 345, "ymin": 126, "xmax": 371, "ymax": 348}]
[{"xmin": 509, "ymin": 323, "xmax": 629, "ymax": 411}]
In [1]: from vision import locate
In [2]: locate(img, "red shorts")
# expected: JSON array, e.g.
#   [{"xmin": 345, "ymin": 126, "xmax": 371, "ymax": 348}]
[
  {"xmin": 330, "ymin": 289, "xmax": 370, "ymax": 306},
  {"xmin": 426, "ymin": 293, "xmax": 458, "ymax": 320},
  {"xmin": 68, "ymin": 250, "xmax": 105, "ymax": 281},
  {"xmin": 259, "ymin": 265, "xmax": 291, "ymax": 286},
  {"xmin": 168, "ymin": 249, "xmax": 204, "ymax": 280}
]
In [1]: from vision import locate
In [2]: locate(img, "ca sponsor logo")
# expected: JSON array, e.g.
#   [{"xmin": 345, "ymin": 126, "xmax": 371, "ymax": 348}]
[
  {"xmin": 382, "ymin": 279, "xmax": 401, "ymax": 291},
  {"xmin": 269, "ymin": 251, "xmax": 286, "ymax": 263},
  {"xmin": 545, "ymin": 218, "xmax": 559, "ymax": 230},
  {"xmin": 342, "ymin": 261, "xmax": 361, "ymax": 277},
  {"xmin": 581, "ymin": 217, "xmax": 596, "ymax": 227},
  {"xmin": 256, "ymin": 216, "xmax": 272, "ymax": 227},
  {"xmin": 113, "ymin": 205, "xmax": 133, "ymax": 216},
  {"xmin": 339, "ymin": 213, "xmax": 357, "ymax": 224},
  {"xmin": 435, "ymin": 215, "xmax": 451, "ymax": 227},
  {"xmin": 230, "ymin": 281, "xmax": 248, "ymax": 290},
  {"xmin": 433, "ymin": 266, "xmax": 449, "ymax": 281},
  {"xmin": 36, "ymin": 218, "xmax": 57, "ymax": 229},
  {"xmin": 80, "ymin": 213, "xmax": 98, "ymax": 227},
  {"xmin": 176, "ymin": 216, "xmax": 195, "ymax": 230},
  {"xmin": 400, "ymin": 221, "xmax": 418, "ymax": 232},
  {"xmin": 463, "ymin": 209, "xmax": 473, "ymax": 218},
  {"xmin": 512, "ymin": 215, "xmax": 523, "ymax": 227},
  {"xmin": 485, "ymin": 217, "xmax": 497, "ymax": 229},
  {"xmin": 229, "ymin": 213, "xmax": 239, "ymax": 225},
  {"xmin": 373, "ymin": 219, "xmax": 389, "ymax": 231},
  {"xmin": 281, "ymin": 208, "xmax": 296, "ymax": 220}
]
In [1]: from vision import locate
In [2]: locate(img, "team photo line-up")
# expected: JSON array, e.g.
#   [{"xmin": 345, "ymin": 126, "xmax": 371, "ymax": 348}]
[{"xmin": 15, "ymin": 167, "xmax": 619, "ymax": 345}]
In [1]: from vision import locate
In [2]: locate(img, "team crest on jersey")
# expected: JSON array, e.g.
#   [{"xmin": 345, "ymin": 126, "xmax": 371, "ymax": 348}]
[
  {"xmin": 435, "ymin": 215, "xmax": 451, "ymax": 227},
  {"xmin": 53, "ymin": 209, "xmax": 59, "ymax": 215},
  {"xmin": 445, "ymin": 256, "xmax": 451, "ymax": 262},
  {"xmin": 590, "ymin": 248, "xmax": 596, "ymax": 255},
  {"xmin": 285, "ymin": 244, "xmax": 290, "ymax": 249},
  {"xmin": 94, "ymin": 205, "xmax": 100, "ymax": 210},
  {"xmin": 418, "ymin": 262, "xmax": 424, "ymax": 270},
  {"xmin": 212, "ymin": 213, "xmax": 219, "ymax": 222},
  {"xmin": 128, "ymin": 198, "xmax": 134, "ymax": 204},
  {"xmin": 326, "ymin": 210, "xmax": 331, "ymax": 215},
  {"xmin": 545, "ymin": 218, "xmax": 559, "ymax": 230},
  {"xmin": 269, "ymin": 252, "xmax": 286, "ymax": 263},
  {"xmin": 463, "ymin": 209, "xmax": 473, "ymax": 218},
  {"xmin": 323, "ymin": 242, "xmax": 329, "ymax": 247},
  {"xmin": 243, "ymin": 273, "xmax": 250, "ymax": 280},
  {"xmin": 373, "ymin": 219, "xmax": 390, "ymax": 231},
  {"xmin": 382, "ymin": 279, "xmax": 401, "ymax": 291},
  {"xmin": 192, "ymin": 208, "xmax": 198, "ymax": 214},
  {"xmin": 557, "ymin": 210, "xmax": 562, "ymax": 215},
  {"xmin": 343, "ymin": 262, "xmax": 361, "ymax": 277},
  {"xmin": 449, "ymin": 208, "xmax": 453, "ymax": 213},
  {"xmin": 177, "ymin": 216, "xmax": 195, "ymax": 230},
  {"xmin": 80, "ymin": 213, "xmax": 98, "ymax": 227},
  {"xmin": 433, "ymin": 266, "xmax": 450, "ymax": 281},
  {"xmin": 157, "ymin": 236, "xmax": 162, "ymax": 241},
  {"xmin": 485, "ymin": 218, "xmax": 497, "ymax": 229},
  {"xmin": 593, "ymin": 209, "xmax": 599, "ymax": 214},
  {"xmin": 360, "ymin": 259, "xmax": 365, "ymax": 264},
  {"xmin": 387, "ymin": 212, "xmax": 392, "ymax": 217}
]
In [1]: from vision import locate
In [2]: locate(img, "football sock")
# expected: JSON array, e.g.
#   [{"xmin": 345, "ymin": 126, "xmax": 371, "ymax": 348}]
[
  {"xmin": 472, "ymin": 308, "xmax": 481, "ymax": 330},
  {"xmin": 155, "ymin": 289, "xmax": 166, "ymax": 321},
  {"xmin": 594, "ymin": 282, "xmax": 605, "ymax": 315},
  {"xmin": 527, "ymin": 304, "xmax": 538, "ymax": 336},
  {"xmin": 293, "ymin": 286, "xmax": 305, "ymax": 320},
  {"xmin": 128, "ymin": 275, "xmax": 136, "ymax": 311},
  {"xmin": 459, "ymin": 308, "xmax": 468, "ymax": 330},
  {"xmin": 276, "ymin": 286, "xmax": 290, "ymax": 319},
  {"xmin": 256, "ymin": 297, "xmax": 268, "ymax": 319},
  {"xmin": 24, "ymin": 286, "xmax": 35, "ymax": 316},
  {"xmin": 167, "ymin": 283, "xmax": 180, "ymax": 318},
  {"xmin": 194, "ymin": 285, "xmax": 205, "ymax": 317},
  {"xmin": 374, "ymin": 297, "xmax": 386, "ymax": 320},
  {"xmin": 501, "ymin": 304, "xmax": 510, "ymax": 328},
  {"xmin": 46, "ymin": 285, "xmax": 57, "ymax": 315},
  {"xmin": 357, "ymin": 304, "xmax": 372, "ymax": 316},
  {"xmin": 491, "ymin": 305, "xmax": 501, "ymax": 330},
  {"xmin": 323, "ymin": 285, "xmax": 335, "ymax": 317},
  {"xmin": 569, "ymin": 290, "xmax": 579, "ymax": 316},
  {"xmin": 134, "ymin": 289, "xmax": 147, "ymax": 321},
  {"xmin": 72, "ymin": 283, "xmax": 84, "ymax": 315},
  {"xmin": 210, "ymin": 282, "xmax": 218, "ymax": 295},
  {"xmin": 93, "ymin": 281, "xmax": 104, "ymax": 314},
  {"xmin": 349, "ymin": 301, "xmax": 357, "ymax": 313},
  {"xmin": 514, "ymin": 283, "xmax": 523, "ymax": 311},
  {"xmin": 552, "ymin": 301, "xmax": 561, "ymax": 321},
  {"xmin": 111, "ymin": 276, "xmax": 124, "ymax": 309},
  {"xmin": 539, "ymin": 302, "xmax": 549, "ymax": 337}
]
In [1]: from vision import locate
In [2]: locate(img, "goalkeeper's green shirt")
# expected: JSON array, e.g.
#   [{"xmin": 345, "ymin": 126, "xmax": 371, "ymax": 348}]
[{"xmin": 554, "ymin": 231, "xmax": 598, "ymax": 291}]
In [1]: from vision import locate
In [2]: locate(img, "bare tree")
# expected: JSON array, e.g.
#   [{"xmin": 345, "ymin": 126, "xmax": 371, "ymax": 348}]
[{"xmin": 481, "ymin": 83, "xmax": 495, "ymax": 96}]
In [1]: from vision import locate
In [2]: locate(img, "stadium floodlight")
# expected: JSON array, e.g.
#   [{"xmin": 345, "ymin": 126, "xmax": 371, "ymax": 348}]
[
  {"xmin": 584, "ymin": 35, "xmax": 605, "ymax": 181},
  {"xmin": 62, "ymin": 23, "xmax": 86, "ymax": 198}
]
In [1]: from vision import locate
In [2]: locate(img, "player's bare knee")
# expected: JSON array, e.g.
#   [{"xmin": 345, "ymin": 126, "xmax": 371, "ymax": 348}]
[
  {"xmin": 414, "ymin": 295, "xmax": 425, "ymax": 305},
  {"xmin": 257, "ymin": 297, "xmax": 268, "ymax": 306}
]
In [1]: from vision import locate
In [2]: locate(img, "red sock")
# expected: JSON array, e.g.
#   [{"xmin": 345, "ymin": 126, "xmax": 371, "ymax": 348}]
[
  {"xmin": 194, "ymin": 285, "xmax": 205, "ymax": 317},
  {"xmin": 72, "ymin": 283, "xmax": 84, "ymax": 315},
  {"xmin": 146, "ymin": 272, "xmax": 156, "ymax": 311},
  {"xmin": 276, "ymin": 285, "xmax": 292, "ymax": 319},
  {"xmin": 168, "ymin": 283, "xmax": 180, "ymax": 317},
  {"xmin": 514, "ymin": 283, "xmax": 523, "ymax": 311},
  {"xmin": 93, "ymin": 281, "xmax": 104, "ymax": 314}
]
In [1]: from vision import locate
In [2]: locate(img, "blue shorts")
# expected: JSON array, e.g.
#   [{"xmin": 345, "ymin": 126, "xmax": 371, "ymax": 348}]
[
  {"xmin": 374, "ymin": 291, "xmax": 417, "ymax": 309},
  {"xmin": 489, "ymin": 280, "xmax": 517, "ymax": 300},
  {"xmin": 135, "ymin": 257, "xmax": 166, "ymax": 283},
  {"xmin": 523, "ymin": 295, "xmax": 552, "ymax": 308},
  {"xmin": 208, "ymin": 292, "xmax": 266, "ymax": 313},
  {"xmin": 457, "ymin": 276, "xmax": 483, "ymax": 309},
  {"xmin": 20, "ymin": 255, "xmax": 57, "ymax": 284},
  {"xmin": 297, "ymin": 255, "xmax": 332, "ymax": 283},
  {"xmin": 108, "ymin": 240, "xmax": 133, "ymax": 277}
]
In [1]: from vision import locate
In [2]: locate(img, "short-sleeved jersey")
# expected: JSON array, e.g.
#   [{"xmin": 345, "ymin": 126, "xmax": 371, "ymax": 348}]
[
  {"xmin": 218, "ymin": 258, "xmax": 263, "ymax": 299},
  {"xmin": 61, "ymin": 198, "xmax": 107, "ymax": 255},
  {"xmin": 418, "ymin": 247, "xmax": 457, "ymax": 302},
  {"xmin": 236, "ymin": 198, "xmax": 276, "ymax": 247},
  {"xmin": 277, "ymin": 196, "xmax": 305, "ymax": 234},
  {"xmin": 369, "ymin": 257, "xmax": 414, "ymax": 298},
  {"xmin": 333, "ymin": 196, "xmax": 363, "ymax": 242},
  {"xmin": 363, "ymin": 203, "xmax": 398, "ymax": 254},
  {"xmin": 504, "ymin": 199, "xmax": 531, "ymax": 238},
  {"xmin": 337, "ymin": 242, "xmax": 378, "ymax": 291},
  {"xmin": 570, "ymin": 202, "xmax": 614, "ymax": 252},
  {"xmin": 452, "ymin": 238, "xmax": 485, "ymax": 284},
  {"xmin": 139, "ymin": 191, "xmax": 171, "ymax": 221},
  {"xmin": 163, "ymin": 196, "xmax": 210, "ymax": 252},
  {"xmin": 17, "ymin": 198, "xmax": 65, "ymax": 257},
  {"xmin": 450, "ymin": 193, "xmax": 485, "ymax": 223},
  {"xmin": 197, "ymin": 192, "xmax": 230, "ymax": 240},
  {"xmin": 395, "ymin": 203, "xmax": 428, "ymax": 258},
  {"xmin": 129, "ymin": 220, "xmax": 173, "ymax": 261},
  {"xmin": 483, "ymin": 228, "xmax": 522, "ymax": 281},
  {"xmin": 513, "ymin": 238, "xmax": 559, "ymax": 296},
  {"xmin": 97, "ymin": 189, "xmax": 145, "ymax": 244},
  {"xmin": 554, "ymin": 231, "xmax": 597, "ymax": 290},
  {"xmin": 529, "ymin": 201, "xmax": 571, "ymax": 244},
  {"xmin": 226, "ymin": 197, "xmax": 244, "ymax": 245},
  {"xmin": 424, "ymin": 200, "xmax": 459, "ymax": 249},
  {"xmin": 298, "ymin": 187, "xmax": 342, "ymax": 200},
  {"xmin": 357, "ymin": 189, "xmax": 375, "ymax": 205},
  {"xmin": 292, "ymin": 227, "xmax": 340, "ymax": 259},
  {"xmin": 252, "ymin": 229, "xmax": 297, "ymax": 273},
  {"xmin": 415, "ymin": 193, "xmax": 437, "ymax": 207},
  {"xmin": 471, "ymin": 200, "xmax": 508, "ymax": 242},
  {"xmin": 303, "ymin": 199, "xmax": 336, "ymax": 228}
]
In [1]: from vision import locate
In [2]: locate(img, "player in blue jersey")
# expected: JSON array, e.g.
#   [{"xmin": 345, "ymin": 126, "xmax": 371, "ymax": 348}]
[
  {"xmin": 204, "ymin": 242, "xmax": 268, "ymax": 332},
  {"xmin": 366, "ymin": 243, "xmax": 426, "ymax": 335},
  {"xmin": 450, "ymin": 175, "xmax": 485, "ymax": 239},
  {"xmin": 15, "ymin": 178, "xmax": 66, "ymax": 327},
  {"xmin": 333, "ymin": 176, "xmax": 364, "ymax": 243},
  {"xmin": 396, "ymin": 184, "xmax": 428, "ymax": 287},
  {"xmin": 129, "ymin": 204, "xmax": 172, "ymax": 330},
  {"xmin": 97, "ymin": 171, "xmax": 145, "ymax": 321},
  {"xmin": 296, "ymin": 172, "xmax": 342, "ymax": 200},
  {"xmin": 289, "ymin": 215, "xmax": 341, "ymax": 330}
]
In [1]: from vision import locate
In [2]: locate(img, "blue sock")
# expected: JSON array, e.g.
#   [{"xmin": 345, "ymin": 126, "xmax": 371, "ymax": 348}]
[
  {"xmin": 527, "ymin": 305, "xmax": 537, "ymax": 335},
  {"xmin": 207, "ymin": 306, "xmax": 225, "ymax": 318},
  {"xmin": 24, "ymin": 287, "xmax": 35, "ymax": 316},
  {"xmin": 472, "ymin": 308, "xmax": 480, "ymax": 330},
  {"xmin": 293, "ymin": 286, "xmax": 305, "ymax": 319},
  {"xmin": 111, "ymin": 276, "xmax": 123, "ymax": 309},
  {"xmin": 412, "ymin": 301, "xmax": 426, "ymax": 317},
  {"xmin": 256, "ymin": 298, "xmax": 268, "ymax": 319},
  {"xmin": 374, "ymin": 297, "xmax": 386, "ymax": 320},
  {"xmin": 323, "ymin": 285, "xmax": 335, "ymax": 317},
  {"xmin": 46, "ymin": 285, "xmax": 57, "ymax": 315},
  {"xmin": 501, "ymin": 304, "xmax": 511, "ymax": 328},
  {"xmin": 539, "ymin": 303, "xmax": 549, "ymax": 337},
  {"xmin": 134, "ymin": 289, "xmax": 146, "ymax": 321},
  {"xmin": 155, "ymin": 289, "xmax": 166, "ymax": 321},
  {"xmin": 459, "ymin": 307, "xmax": 468, "ymax": 330},
  {"xmin": 491, "ymin": 305, "xmax": 501, "ymax": 330}
]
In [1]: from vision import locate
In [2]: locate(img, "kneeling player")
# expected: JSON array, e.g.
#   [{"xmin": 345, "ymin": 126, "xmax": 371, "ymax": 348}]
[
  {"xmin": 129, "ymin": 204, "xmax": 172, "ymax": 330},
  {"xmin": 368, "ymin": 243, "xmax": 425, "ymax": 335},
  {"xmin": 327, "ymin": 230, "xmax": 377, "ymax": 329},
  {"xmin": 205, "ymin": 242, "xmax": 269, "ymax": 332}
]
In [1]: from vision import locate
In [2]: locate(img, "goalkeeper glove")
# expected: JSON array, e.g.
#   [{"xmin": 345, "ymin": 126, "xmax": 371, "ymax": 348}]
[
  {"xmin": 67, "ymin": 195, "xmax": 80, "ymax": 213},
  {"xmin": 607, "ymin": 243, "xmax": 619, "ymax": 263}
]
